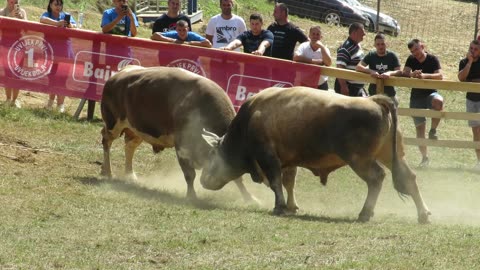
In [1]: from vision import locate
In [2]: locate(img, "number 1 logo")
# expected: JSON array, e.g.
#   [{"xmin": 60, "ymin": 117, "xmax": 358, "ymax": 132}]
[{"xmin": 7, "ymin": 35, "xmax": 54, "ymax": 81}]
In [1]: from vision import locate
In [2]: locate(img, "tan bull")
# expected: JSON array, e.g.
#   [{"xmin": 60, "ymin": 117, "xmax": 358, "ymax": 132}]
[
  {"xmin": 100, "ymin": 66, "xmax": 255, "ymax": 201},
  {"xmin": 201, "ymin": 87, "xmax": 431, "ymax": 223}
]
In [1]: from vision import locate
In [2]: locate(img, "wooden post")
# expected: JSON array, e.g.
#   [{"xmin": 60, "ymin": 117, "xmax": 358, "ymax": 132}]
[{"xmin": 376, "ymin": 78, "xmax": 384, "ymax": 94}]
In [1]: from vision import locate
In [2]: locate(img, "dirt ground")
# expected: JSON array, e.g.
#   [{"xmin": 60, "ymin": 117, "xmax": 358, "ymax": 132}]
[
  {"xmin": 0, "ymin": 88, "xmax": 98, "ymax": 175},
  {"xmin": 0, "ymin": 131, "xmax": 57, "ymax": 176}
]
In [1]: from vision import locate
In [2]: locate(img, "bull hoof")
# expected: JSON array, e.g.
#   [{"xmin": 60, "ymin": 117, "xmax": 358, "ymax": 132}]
[
  {"xmin": 286, "ymin": 205, "xmax": 299, "ymax": 215},
  {"xmin": 186, "ymin": 190, "xmax": 198, "ymax": 202},
  {"xmin": 272, "ymin": 206, "xmax": 288, "ymax": 216},
  {"xmin": 357, "ymin": 208, "xmax": 373, "ymax": 223},
  {"xmin": 357, "ymin": 216, "xmax": 370, "ymax": 223},
  {"xmin": 285, "ymin": 208, "xmax": 298, "ymax": 216},
  {"xmin": 418, "ymin": 211, "xmax": 431, "ymax": 224},
  {"xmin": 100, "ymin": 169, "xmax": 112, "ymax": 179},
  {"xmin": 357, "ymin": 212, "xmax": 373, "ymax": 223},
  {"xmin": 124, "ymin": 172, "xmax": 138, "ymax": 182}
]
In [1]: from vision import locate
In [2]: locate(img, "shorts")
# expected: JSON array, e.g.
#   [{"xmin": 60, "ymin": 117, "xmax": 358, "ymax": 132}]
[
  {"xmin": 410, "ymin": 92, "xmax": 442, "ymax": 126},
  {"xmin": 467, "ymin": 99, "xmax": 480, "ymax": 127},
  {"xmin": 318, "ymin": 81, "xmax": 329, "ymax": 90},
  {"xmin": 334, "ymin": 79, "xmax": 367, "ymax": 97},
  {"xmin": 368, "ymin": 85, "xmax": 396, "ymax": 97}
]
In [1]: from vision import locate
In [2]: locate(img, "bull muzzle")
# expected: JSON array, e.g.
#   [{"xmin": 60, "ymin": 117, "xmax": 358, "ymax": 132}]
[{"xmin": 200, "ymin": 172, "xmax": 228, "ymax": 190}]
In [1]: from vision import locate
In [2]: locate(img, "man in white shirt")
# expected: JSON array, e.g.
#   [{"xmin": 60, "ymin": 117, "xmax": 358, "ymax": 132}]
[
  {"xmin": 293, "ymin": 26, "xmax": 332, "ymax": 90},
  {"xmin": 205, "ymin": 0, "xmax": 246, "ymax": 51}
]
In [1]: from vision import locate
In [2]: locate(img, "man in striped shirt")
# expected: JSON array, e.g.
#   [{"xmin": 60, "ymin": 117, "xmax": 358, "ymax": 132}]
[{"xmin": 334, "ymin": 23, "xmax": 366, "ymax": 97}]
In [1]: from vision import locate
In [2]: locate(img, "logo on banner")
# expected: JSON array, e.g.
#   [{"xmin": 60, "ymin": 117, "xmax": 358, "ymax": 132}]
[
  {"xmin": 7, "ymin": 35, "xmax": 54, "ymax": 80},
  {"xmin": 167, "ymin": 59, "xmax": 206, "ymax": 77},
  {"xmin": 226, "ymin": 74, "xmax": 293, "ymax": 109},
  {"xmin": 73, "ymin": 51, "xmax": 141, "ymax": 85}
]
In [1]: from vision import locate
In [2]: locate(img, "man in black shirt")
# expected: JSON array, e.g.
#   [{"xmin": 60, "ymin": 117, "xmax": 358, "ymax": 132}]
[
  {"xmin": 403, "ymin": 39, "xmax": 444, "ymax": 168},
  {"xmin": 266, "ymin": 3, "xmax": 308, "ymax": 60},
  {"xmin": 152, "ymin": 0, "xmax": 191, "ymax": 33},
  {"xmin": 221, "ymin": 13, "xmax": 274, "ymax": 55},
  {"xmin": 458, "ymin": 39, "xmax": 480, "ymax": 170}
]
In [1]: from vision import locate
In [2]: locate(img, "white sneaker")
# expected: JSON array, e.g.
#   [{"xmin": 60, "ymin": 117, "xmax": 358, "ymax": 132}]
[
  {"xmin": 13, "ymin": 99, "xmax": 21, "ymax": 109},
  {"xmin": 45, "ymin": 99, "xmax": 54, "ymax": 110},
  {"xmin": 418, "ymin": 156, "xmax": 430, "ymax": 169},
  {"xmin": 57, "ymin": 104, "xmax": 65, "ymax": 113}
]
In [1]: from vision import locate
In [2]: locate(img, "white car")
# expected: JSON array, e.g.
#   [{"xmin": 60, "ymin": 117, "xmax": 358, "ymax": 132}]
[{"xmin": 342, "ymin": 0, "xmax": 400, "ymax": 36}]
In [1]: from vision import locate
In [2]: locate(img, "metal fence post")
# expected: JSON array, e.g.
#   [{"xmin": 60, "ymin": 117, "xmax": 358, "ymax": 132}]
[
  {"xmin": 475, "ymin": 0, "xmax": 479, "ymax": 40},
  {"xmin": 187, "ymin": 0, "xmax": 193, "ymax": 15},
  {"xmin": 376, "ymin": 0, "xmax": 381, "ymax": 33}
]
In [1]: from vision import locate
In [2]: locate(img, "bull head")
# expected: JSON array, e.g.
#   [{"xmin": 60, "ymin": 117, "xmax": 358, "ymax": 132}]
[{"xmin": 200, "ymin": 129, "xmax": 233, "ymax": 190}]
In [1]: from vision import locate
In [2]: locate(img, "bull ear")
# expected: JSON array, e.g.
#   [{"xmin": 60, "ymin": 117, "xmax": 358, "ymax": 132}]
[{"xmin": 202, "ymin": 129, "xmax": 220, "ymax": 147}]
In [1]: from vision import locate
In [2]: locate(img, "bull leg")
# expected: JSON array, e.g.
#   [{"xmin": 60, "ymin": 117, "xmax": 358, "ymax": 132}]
[
  {"xmin": 282, "ymin": 166, "xmax": 299, "ymax": 214},
  {"xmin": 101, "ymin": 126, "xmax": 122, "ymax": 178},
  {"xmin": 124, "ymin": 129, "xmax": 142, "ymax": 181},
  {"xmin": 233, "ymin": 177, "xmax": 260, "ymax": 204},
  {"xmin": 351, "ymin": 160, "xmax": 386, "ymax": 222},
  {"xmin": 255, "ymin": 152, "xmax": 286, "ymax": 215},
  {"xmin": 406, "ymin": 179, "xmax": 431, "ymax": 224},
  {"xmin": 177, "ymin": 157, "xmax": 197, "ymax": 200}
]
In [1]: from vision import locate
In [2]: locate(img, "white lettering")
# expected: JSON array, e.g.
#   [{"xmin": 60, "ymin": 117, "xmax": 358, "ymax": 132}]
[
  {"xmin": 83, "ymin": 62, "xmax": 113, "ymax": 81},
  {"xmin": 236, "ymin": 86, "xmax": 247, "ymax": 101},
  {"xmin": 84, "ymin": 62, "xmax": 93, "ymax": 77},
  {"xmin": 94, "ymin": 68, "xmax": 105, "ymax": 80}
]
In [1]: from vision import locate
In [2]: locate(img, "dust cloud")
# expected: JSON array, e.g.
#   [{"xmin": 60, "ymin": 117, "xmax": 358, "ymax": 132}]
[
  {"xmin": 356, "ymin": 169, "xmax": 480, "ymax": 226},
  {"xmin": 115, "ymin": 164, "xmax": 480, "ymax": 226}
]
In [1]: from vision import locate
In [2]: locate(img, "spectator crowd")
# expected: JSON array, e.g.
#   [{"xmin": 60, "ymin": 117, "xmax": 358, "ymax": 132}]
[{"xmin": 1, "ymin": 0, "xmax": 480, "ymax": 170}]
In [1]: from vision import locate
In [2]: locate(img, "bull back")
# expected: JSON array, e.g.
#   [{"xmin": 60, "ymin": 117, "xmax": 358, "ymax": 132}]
[{"xmin": 101, "ymin": 66, "xmax": 235, "ymax": 165}]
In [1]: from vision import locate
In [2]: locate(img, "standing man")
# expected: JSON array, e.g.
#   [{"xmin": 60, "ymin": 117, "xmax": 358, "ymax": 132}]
[
  {"xmin": 151, "ymin": 20, "xmax": 212, "ymax": 48},
  {"xmin": 458, "ymin": 39, "xmax": 480, "ymax": 170},
  {"xmin": 151, "ymin": 0, "xmax": 191, "ymax": 34},
  {"xmin": 205, "ymin": 0, "xmax": 246, "ymax": 51},
  {"xmin": 356, "ymin": 33, "xmax": 402, "ymax": 103},
  {"xmin": 221, "ymin": 13, "xmax": 273, "ymax": 55},
  {"xmin": 403, "ymin": 38, "xmax": 444, "ymax": 168},
  {"xmin": 101, "ymin": 0, "xmax": 138, "ymax": 37},
  {"xmin": 293, "ymin": 25, "xmax": 332, "ymax": 90},
  {"xmin": 335, "ymin": 22, "xmax": 366, "ymax": 97},
  {"xmin": 266, "ymin": 3, "xmax": 308, "ymax": 60}
]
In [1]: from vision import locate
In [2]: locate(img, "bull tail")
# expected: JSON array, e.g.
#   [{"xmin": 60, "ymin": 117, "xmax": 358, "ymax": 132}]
[
  {"xmin": 390, "ymin": 102, "xmax": 409, "ymax": 196},
  {"xmin": 371, "ymin": 96, "xmax": 409, "ymax": 196}
]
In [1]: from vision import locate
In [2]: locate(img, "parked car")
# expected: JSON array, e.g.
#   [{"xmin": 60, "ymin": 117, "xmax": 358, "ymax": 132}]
[
  {"xmin": 277, "ymin": 0, "xmax": 370, "ymax": 28},
  {"xmin": 341, "ymin": 0, "xmax": 400, "ymax": 36}
]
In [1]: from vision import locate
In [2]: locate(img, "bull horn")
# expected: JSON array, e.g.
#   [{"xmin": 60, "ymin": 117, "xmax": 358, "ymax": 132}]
[
  {"xmin": 202, "ymin": 129, "xmax": 220, "ymax": 147},
  {"xmin": 202, "ymin": 129, "xmax": 220, "ymax": 139}
]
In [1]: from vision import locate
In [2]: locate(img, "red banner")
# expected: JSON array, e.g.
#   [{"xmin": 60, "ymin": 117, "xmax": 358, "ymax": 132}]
[{"xmin": 0, "ymin": 17, "xmax": 321, "ymax": 108}]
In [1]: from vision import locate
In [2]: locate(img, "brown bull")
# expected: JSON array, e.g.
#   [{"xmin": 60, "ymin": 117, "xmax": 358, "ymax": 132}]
[
  {"xmin": 100, "ymin": 66, "xmax": 254, "ymax": 201},
  {"xmin": 201, "ymin": 86, "xmax": 431, "ymax": 223}
]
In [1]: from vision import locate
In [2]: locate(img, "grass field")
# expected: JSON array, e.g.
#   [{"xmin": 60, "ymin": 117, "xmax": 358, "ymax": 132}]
[{"xmin": 2, "ymin": 0, "xmax": 480, "ymax": 269}]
